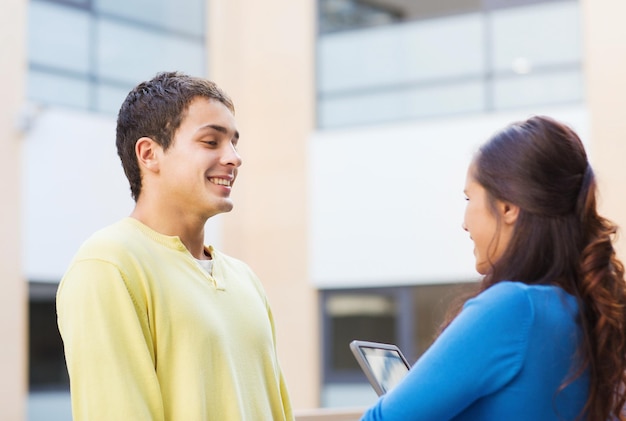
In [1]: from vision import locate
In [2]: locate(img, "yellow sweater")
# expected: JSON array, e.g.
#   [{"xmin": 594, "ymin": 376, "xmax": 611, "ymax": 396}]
[{"xmin": 57, "ymin": 218, "xmax": 293, "ymax": 420}]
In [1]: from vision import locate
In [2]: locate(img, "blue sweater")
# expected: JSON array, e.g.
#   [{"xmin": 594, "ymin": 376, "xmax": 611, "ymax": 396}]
[{"xmin": 360, "ymin": 281, "xmax": 589, "ymax": 420}]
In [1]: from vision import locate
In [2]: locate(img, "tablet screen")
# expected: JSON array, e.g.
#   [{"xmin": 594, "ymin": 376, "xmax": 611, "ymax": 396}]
[{"xmin": 350, "ymin": 340, "xmax": 411, "ymax": 396}]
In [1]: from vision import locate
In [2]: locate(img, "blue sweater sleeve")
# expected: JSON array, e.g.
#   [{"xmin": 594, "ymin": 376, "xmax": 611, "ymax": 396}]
[{"xmin": 360, "ymin": 282, "xmax": 534, "ymax": 421}]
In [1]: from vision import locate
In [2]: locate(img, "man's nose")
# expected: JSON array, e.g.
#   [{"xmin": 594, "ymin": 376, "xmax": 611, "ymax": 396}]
[{"xmin": 224, "ymin": 144, "xmax": 242, "ymax": 167}]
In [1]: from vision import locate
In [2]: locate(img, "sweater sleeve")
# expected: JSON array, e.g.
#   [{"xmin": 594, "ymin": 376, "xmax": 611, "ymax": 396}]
[
  {"xmin": 56, "ymin": 259, "xmax": 165, "ymax": 421},
  {"xmin": 267, "ymin": 303, "xmax": 295, "ymax": 420},
  {"xmin": 360, "ymin": 282, "xmax": 534, "ymax": 421}
]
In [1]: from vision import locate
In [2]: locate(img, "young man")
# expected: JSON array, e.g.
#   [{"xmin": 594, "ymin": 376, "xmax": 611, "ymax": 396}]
[{"xmin": 57, "ymin": 72, "xmax": 293, "ymax": 420}]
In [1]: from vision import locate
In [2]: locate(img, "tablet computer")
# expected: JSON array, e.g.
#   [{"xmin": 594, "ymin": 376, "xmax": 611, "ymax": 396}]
[{"xmin": 349, "ymin": 340, "xmax": 411, "ymax": 396}]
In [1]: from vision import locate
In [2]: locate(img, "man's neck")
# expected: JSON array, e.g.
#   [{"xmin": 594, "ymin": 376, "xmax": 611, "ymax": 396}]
[{"xmin": 130, "ymin": 204, "xmax": 209, "ymax": 260}]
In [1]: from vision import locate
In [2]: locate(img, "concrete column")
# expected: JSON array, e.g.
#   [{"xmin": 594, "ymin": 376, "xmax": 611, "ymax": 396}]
[
  {"xmin": 208, "ymin": 0, "xmax": 319, "ymax": 410},
  {"xmin": 0, "ymin": 0, "xmax": 27, "ymax": 419},
  {"xmin": 581, "ymin": 0, "xmax": 626, "ymax": 259}
]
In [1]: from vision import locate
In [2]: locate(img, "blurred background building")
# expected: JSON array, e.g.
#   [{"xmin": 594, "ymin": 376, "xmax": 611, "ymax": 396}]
[{"xmin": 2, "ymin": 0, "xmax": 625, "ymax": 419}]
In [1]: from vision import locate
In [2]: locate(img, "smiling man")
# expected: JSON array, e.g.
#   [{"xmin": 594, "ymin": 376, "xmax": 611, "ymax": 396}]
[{"xmin": 56, "ymin": 72, "xmax": 293, "ymax": 421}]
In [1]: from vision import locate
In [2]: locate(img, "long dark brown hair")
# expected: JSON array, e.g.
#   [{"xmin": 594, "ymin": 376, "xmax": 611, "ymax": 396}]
[{"xmin": 443, "ymin": 116, "xmax": 626, "ymax": 420}]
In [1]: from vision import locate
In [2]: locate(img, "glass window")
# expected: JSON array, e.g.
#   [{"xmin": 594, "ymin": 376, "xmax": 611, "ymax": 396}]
[
  {"xmin": 316, "ymin": 0, "xmax": 583, "ymax": 128},
  {"xmin": 401, "ymin": 0, "xmax": 482, "ymax": 19},
  {"xmin": 95, "ymin": 83, "xmax": 133, "ymax": 115},
  {"xmin": 326, "ymin": 292, "xmax": 398, "ymax": 374},
  {"xmin": 321, "ymin": 282, "xmax": 479, "ymax": 408},
  {"xmin": 321, "ymin": 282, "xmax": 478, "ymax": 380},
  {"xmin": 318, "ymin": 13, "xmax": 484, "ymax": 94},
  {"xmin": 27, "ymin": 0, "xmax": 206, "ymax": 114},
  {"xmin": 319, "ymin": 0, "xmax": 483, "ymax": 34},
  {"xmin": 28, "ymin": 282, "xmax": 72, "ymax": 420},
  {"xmin": 317, "ymin": 12, "xmax": 486, "ymax": 128},
  {"xmin": 28, "ymin": 70, "xmax": 91, "ymax": 109},
  {"xmin": 322, "ymin": 288, "xmax": 404, "ymax": 389},
  {"xmin": 28, "ymin": 1, "xmax": 91, "ymax": 73},
  {"xmin": 319, "ymin": 0, "xmax": 401, "ymax": 34},
  {"xmin": 29, "ymin": 282, "xmax": 68, "ymax": 390},
  {"xmin": 489, "ymin": 1, "xmax": 582, "ymax": 74},
  {"xmin": 493, "ymin": 69, "xmax": 583, "ymax": 109},
  {"xmin": 404, "ymin": 80, "xmax": 485, "ymax": 118},
  {"xmin": 412, "ymin": 283, "xmax": 477, "ymax": 356},
  {"xmin": 94, "ymin": 0, "xmax": 204, "ymax": 37},
  {"xmin": 319, "ymin": 80, "xmax": 484, "ymax": 128},
  {"xmin": 96, "ymin": 18, "xmax": 205, "ymax": 86},
  {"xmin": 54, "ymin": 0, "xmax": 90, "ymax": 5}
]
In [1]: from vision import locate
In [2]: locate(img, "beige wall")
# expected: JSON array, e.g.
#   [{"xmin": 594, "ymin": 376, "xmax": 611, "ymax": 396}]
[
  {"xmin": 582, "ymin": 0, "xmax": 626, "ymax": 259},
  {"xmin": 208, "ymin": 0, "xmax": 319, "ymax": 410},
  {"xmin": 0, "ymin": 0, "xmax": 27, "ymax": 419}
]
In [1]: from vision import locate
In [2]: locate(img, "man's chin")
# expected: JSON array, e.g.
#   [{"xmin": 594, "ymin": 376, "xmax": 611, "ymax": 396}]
[{"xmin": 206, "ymin": 202, "xmax": 234, "ymax": 218}]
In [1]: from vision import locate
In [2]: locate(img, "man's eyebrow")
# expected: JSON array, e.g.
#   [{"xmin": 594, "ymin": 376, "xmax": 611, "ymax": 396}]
[{"xmin": 198, "ymin": 124, "xmax": 239, "ymax": 140}]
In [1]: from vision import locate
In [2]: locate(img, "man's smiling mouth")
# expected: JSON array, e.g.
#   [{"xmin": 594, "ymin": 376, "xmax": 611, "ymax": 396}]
[{"xmin": 208, "ymin": 177, "xmax": 232, "ymax": 187}]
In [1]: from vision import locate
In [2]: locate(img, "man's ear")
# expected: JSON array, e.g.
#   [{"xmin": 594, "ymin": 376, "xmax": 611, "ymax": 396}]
[
  {"xmin": 500, "ymin": 201, "xmax": 520, "ymax": 226},
  {"xmin": 135, "ymin": 137, "xmax": 160, "ymax": 173}
]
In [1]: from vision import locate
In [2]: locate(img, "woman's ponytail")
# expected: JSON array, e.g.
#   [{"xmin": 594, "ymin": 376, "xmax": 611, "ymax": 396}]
[{"xmin": 575, "ymin": 167, "xmax": 626, "ymax": 420}]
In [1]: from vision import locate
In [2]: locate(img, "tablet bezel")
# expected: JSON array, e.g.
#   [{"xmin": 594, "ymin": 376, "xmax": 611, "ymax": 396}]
[{"xmin": 349, "ymin": 340, "xmax": 411, "ymax": 396}]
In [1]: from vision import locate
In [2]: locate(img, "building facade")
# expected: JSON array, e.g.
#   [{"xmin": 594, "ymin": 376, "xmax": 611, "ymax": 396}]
[{"xmin": 2, "ymin": 0, "xmax": 626, "ymax": 419}]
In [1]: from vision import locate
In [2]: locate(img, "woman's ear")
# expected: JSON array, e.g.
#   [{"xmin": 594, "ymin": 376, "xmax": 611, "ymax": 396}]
[
  {"xmin": 501, "ymin": 202, "xmax": 520, "ymax": 226},
  {"xmin": 135, "ymin": 137, "xmax": 160, "ymax": 173}
]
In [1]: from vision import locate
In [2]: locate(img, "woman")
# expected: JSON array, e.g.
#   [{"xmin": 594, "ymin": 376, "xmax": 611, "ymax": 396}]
[{"xmin": 360, "ymin": 116, "xmax": 626, "ymax": 420}]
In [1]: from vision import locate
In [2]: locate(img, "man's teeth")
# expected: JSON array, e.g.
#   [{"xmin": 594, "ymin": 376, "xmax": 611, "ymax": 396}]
[{"xmin": 209, "ymin": 178, "xmax": 231, "ymax": 186}]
